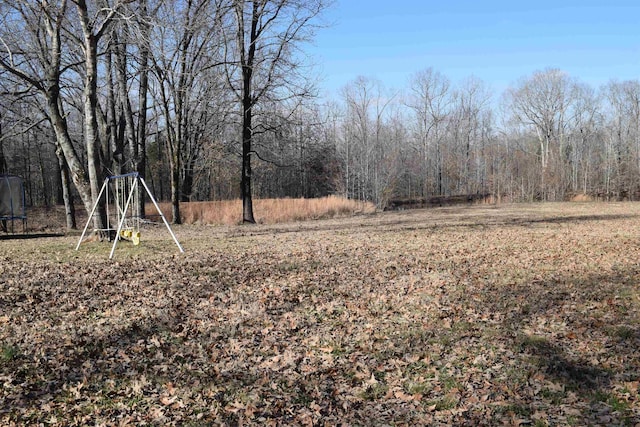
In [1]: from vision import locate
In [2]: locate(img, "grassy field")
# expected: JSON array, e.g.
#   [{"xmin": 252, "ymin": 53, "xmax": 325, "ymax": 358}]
[{"xmin": 1, "ymin": 202, "xmax": 639, "ymax": 426}]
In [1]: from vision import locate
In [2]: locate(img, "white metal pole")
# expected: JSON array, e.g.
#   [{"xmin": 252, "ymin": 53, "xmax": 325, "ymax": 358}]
[
  {"xmin": 139, "ymin": 176, "xmax": 184, "ymax": 253},
  {"xmin": 75, "ymin": 178, "xmax": 109, "ymax": 250}
]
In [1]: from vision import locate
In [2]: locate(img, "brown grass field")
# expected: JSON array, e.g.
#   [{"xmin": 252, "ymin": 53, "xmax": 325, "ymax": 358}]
[
  {"xmin": 156, "ymin": 196, "xmax": 377, "ymax": 226},
  {"xmin": 1, "ymin": 202, "xmax": 639, "ymax": 426}
]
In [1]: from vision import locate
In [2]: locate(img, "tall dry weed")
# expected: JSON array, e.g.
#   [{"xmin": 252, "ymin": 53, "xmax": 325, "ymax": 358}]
[{"xmin": 154, "ymin": 196, "xmax": 375, "ymax": 225}]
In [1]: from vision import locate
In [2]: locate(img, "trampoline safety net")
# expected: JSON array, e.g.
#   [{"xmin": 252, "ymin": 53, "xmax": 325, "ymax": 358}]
[{"xmin": 0, "ymin": 174, "xmax": 26, "ymax": 233}]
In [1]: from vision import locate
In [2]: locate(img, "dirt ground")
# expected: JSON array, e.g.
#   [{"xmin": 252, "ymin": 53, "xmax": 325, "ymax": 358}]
[{"xmin": 1, "ymin": 202, "xmax": 639, "ymax": 425}]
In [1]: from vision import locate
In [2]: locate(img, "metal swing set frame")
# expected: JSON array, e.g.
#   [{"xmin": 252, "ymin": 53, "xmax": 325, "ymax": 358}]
[{"xmin": 76, "ymin": 172, "xmax": 184, "ymax": 258}]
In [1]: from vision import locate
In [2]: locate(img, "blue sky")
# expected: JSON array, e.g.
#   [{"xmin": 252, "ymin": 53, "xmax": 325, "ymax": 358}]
[{"xmin": 311, "ymin": 0, "xmax": 639, "ymax": 97}]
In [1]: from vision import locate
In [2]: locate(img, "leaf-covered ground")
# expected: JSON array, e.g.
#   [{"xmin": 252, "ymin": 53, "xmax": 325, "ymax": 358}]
[{"xmin": 1, "ymin": 202, "xmax": 639, "ymax": 426}]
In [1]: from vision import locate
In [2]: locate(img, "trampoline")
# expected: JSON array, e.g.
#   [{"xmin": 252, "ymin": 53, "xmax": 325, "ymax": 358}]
[{"xmin": 0, "ymin": 174, "xmax": 27, "ymax": 233}]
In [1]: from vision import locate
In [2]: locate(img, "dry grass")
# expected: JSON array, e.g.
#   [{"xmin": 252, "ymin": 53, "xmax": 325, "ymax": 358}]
[
  {"xmin": 155, "ymin": 196, "xmax": 376, "ymax": 225},
  {"xmin": 569, "ymin": 193, "xmax": 595, "ymax": 202}
]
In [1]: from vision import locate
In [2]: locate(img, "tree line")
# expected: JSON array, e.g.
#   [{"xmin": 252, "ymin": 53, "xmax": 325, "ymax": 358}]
[
  {"xmin": 1, "ymin": 1, "xmax": 639, "ymax": 230},
  {"xmin": 335, "ymin": 69, "xmax": 640, "ymax": 208}
]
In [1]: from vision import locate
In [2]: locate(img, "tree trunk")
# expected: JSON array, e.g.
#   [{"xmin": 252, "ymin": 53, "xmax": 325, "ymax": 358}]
[
  {"xmin": 55, "ymin": 145, "xmax": 76, "ymax": 230},
  {"xmin": 238, "ymin": 1, "xmax": 259, "ymax": 224},
  {"xmin": 180, "ymin": 154, "xmax": 197, "ymax": 202},
  {"xmin": 0, "ymin": 115, "xmax": 6, "ymax": 174},
  {"xmin": 115, "ymin": 29, "xmax": 147, "ymax": 218},
  {"xmin": 115, "ymin": 35, "xmax": 138, "ymax": 170},
  {"xmin": 82, "ymin": 33, "xmax": 106, "ymax": 230},
  {"xmin": 37, "ymin": 146, "xmax": 49, "ymax": 206},
  {"xmin": 241, "ymin": 114, "xmax": 255, "ymax": 223},
  {"xmin": 74, "ymin": 0, "xmax": 113, "ymax": 230},
  {"xmin": 105, "ymin": 42, "xmax": 121, "ymax": 174},
  {"xmin": 136, "ymin": 16, "xmax": 150, "ymax": 218},
  {"xmin": 170, "ymin": 149, "xmax": 181, "ymax": 224},
  {"xmin": 45, "ymin": 90, "xmax": 94, "ymax": 219}
]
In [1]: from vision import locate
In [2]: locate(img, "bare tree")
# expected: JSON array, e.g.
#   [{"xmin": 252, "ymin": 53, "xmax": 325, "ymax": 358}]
[
  {"xmin": 566, "ymin": 83, "xmax": 601, "ymax": 195},
  {"xmin": 0, "ymin": 0, "xmax": 101, "ymax": 223},
  {"xmin": 223, "ymin": 0, "xmax": 328, "ymax": 223},
  {"xmin": 149, "ymin": 0, "xmax": 226, "ymax": 223},
  {"xmin": 338, "ymin": 76, "xmax": 399, "ymax": 207},
  {"xmin": 406, "ymin": 68, "xmax": 452, "ymax": 196},
  {"xmin": 504, "ymin": 68, "xmax": 578, "ymax": 199},
  {"xmin": 71, "ymin": 0, "xmax": 129, "ymax": 228},
  {"xmin": 602, "ymin": 80, "xmax": 640, "ymax": 198},
  {"xmin": 340, "ymin": 76, "xmax": 373, "ymax": 201},
  {"xmin": 102, "ymin": 0, "xmax": 154, "ymax": 217},
  {"xmin": 448, "ymin": 76, "xmax": 491, "ymax": 194}
]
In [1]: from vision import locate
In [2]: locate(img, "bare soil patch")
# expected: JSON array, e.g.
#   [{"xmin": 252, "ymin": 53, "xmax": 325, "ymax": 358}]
[{"xmin": 1, "ymin": 202, "xmax": 639, "ymax": 425}]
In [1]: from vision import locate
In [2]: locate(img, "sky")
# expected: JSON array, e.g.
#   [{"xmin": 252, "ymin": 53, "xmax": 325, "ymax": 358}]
[{"xmin": 311, "ymin": 0, "xmax": 640, "ymax": 99}]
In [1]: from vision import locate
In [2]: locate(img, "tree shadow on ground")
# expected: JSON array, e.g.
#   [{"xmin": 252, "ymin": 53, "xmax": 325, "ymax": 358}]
[
  {"xmin": 479, "ymin": 266, "xmax": 640, "ymax": 424},
  {"xmin": 0, "ymin": 233, "xmax": 64, "ymax": 240},
  {"xmin": 224, "ymin": 210, "xmax": 639, "ymax": 238},
  {"xmin": 518, "ymin": 333, "xmax": 610, "ymax": 389},
  {"xmin": 507, "ymin": 213, "xmax": 638, "ymax": 226}
]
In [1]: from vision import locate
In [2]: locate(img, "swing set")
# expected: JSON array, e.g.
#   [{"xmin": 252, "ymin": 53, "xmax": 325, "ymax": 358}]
[{"xmin": 76, "ymin": 172, "xmax": 183, "ymax": 258}]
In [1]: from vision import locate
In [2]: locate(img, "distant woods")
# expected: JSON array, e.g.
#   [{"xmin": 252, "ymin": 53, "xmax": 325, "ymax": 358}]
[
  {"xmin": 1, "ymin": 2, "xmax": 639, "ymax": 226},
  {"xmin": 336, "ymin": 70, "xmax": 640, "ymax": 208}
]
